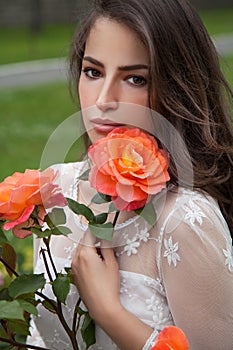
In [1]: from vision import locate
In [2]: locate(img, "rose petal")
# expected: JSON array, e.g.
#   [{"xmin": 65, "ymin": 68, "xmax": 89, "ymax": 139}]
[
  {"xmin": 116, "ymin": 183, "xmax": 147, "ymax": 202},
  {"xmin": 12, "ymin": 225, "xmax": 32, "ymax": 239},
  {"xmin": 112, "ymin": 196, "xmax": 147, "ymax": 211},
  {"xmin": 89, "ymin": 167, "xmax": 117, "ymax": 196},
  {"xmin": 88, "ymin": 128, "xmax": 170, "ymax": 212},
  {"xmin": 44, "ymin": 193, "xmax": 67, "ymax": 209},
  {"xmin": 152, "ymin": 326, "xmax": 189, "ymax": 350},
  {"xmin": 3, "ymin": 205, "xmax": 35, "ymax": 231},
  {"xmin": 0, "ymin": 167, "xmax": 64, "ymax": 226}
]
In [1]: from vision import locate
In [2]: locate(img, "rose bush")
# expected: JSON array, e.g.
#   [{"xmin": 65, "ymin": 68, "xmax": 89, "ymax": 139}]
[
  {"xmin": 0, "ymin": 168, "xmax": 67, "ymax": 238},
  {"xmin": 88, "ymin": 128, "xmax": 170, "ymax": 211},
  {"xmin": 151, "ymin": 326, "xmax": 189, "ymax": 350},
  {"xmin": 0, "ymin": 168, "xmax": 94, "ymax": 350}
]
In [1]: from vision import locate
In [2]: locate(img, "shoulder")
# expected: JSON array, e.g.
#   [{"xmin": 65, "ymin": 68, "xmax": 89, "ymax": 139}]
[
  {"xmin": 159, "ymin": 187, "xmax": 229, "ymax": 235},
  {"xmin": 157, "ymin": 187, "xmax": 233, "ymax": 270}
]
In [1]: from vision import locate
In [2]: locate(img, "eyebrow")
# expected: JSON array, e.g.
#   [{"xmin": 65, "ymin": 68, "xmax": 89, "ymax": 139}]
[{"xmin": 83, "ymin": 56, "xmax": 148, "ymax": 71}]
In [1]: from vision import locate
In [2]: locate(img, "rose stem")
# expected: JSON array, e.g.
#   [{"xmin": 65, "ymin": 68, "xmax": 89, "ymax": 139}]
[
  {"xmin": 40, "ymin": 244, "xmax": 79, "ymax": 349},
  {"xmin": 43, "ymin": 238, "xmax": 58, "ymax": 278},
  {"xmin": 0, "ymin": 257, "xmax": 18, "ymax": 277},
  {"xmin": 112, "ymin": 211, "xmax": 120, "ymax": 227},
  {"xmin": 40, "ymin": 249, "xmax": 54, "ymax": 282},
  {"xmin": 0, "ymin": 257, "xmax": 58, "ymax": 312},
  {"xmin": 72, "ymin": 297, "xmax": 82, "ymax": 333},
  {"xmin": 0, "ymin": 337, "xmax": 50, "ymax": 350},
  {"xmin": 0, "ymin": 252, "xmax": 79, "ymax": 348}
]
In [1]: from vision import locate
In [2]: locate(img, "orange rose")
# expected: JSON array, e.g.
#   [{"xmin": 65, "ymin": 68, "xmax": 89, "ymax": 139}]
[
  {"xmin": 88, "ymin": 128, "xmax": 170, "ymax": 211},
  {"xmin": 0, "ymin": 168, "xmax": 66, "ymax": 238},
  {"xmin": 151, "ymin": 326, "xmax": 189, "ymax": 350}
]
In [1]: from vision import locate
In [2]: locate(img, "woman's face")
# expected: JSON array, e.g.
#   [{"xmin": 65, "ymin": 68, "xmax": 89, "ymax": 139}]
[{"xmin": 79, "ymin": 17, "xmax": 155, "ymax": 143}]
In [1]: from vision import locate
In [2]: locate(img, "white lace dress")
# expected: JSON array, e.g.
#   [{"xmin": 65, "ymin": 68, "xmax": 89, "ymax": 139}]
[{"xmin": 27, "ymin": 161, "xmax": 233, "ymax": 350}]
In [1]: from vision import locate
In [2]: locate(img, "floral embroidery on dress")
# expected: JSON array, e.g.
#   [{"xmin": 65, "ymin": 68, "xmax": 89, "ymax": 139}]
[
  {"xmin": 123, "ymin": 237, "xmax": 140, "ymax": 256},
  {"xmin": 223, "ymin": 244, "xmax": 233, "ymax": 272},
  {"xmin": 146, "ymin": 295, "xmax": 161, "ymax": 312},
  {"xmin": 163, "ymin": 236, "xmax": 180, "ymax": 267},
  {"xmin": 119, "ymin": 278, "xmax": 134, "ymax": 298},
  {"xmin": 64, "ymin": 243, "xmax": 78, "ymax": 260},
  {"xmin": 183, "ymin": 199, "xmax": 206, "ymax": 226},
  {"xmin": 145, "ymin": 294, "xmax": 173, "ymax": 329},
  {"xmin": 144, "ymin": 276, "xmax": 165, "ymax": 295},
  {"xmin": 120, "ymin": 278, "xmax": 129, "ymax": 295},
  {"xmin": 137, "ymin": 227, "xmax": 150, "ymax": 242},
  {"xmin": 116, "ymin": 222, "xmax": 150, "ymax": 257}
]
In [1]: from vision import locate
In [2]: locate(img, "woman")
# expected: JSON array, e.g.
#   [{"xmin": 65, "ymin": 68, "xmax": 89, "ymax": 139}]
[{"xmin": 28, "ymin": 0, "xmax": 233, "ymax": 349}]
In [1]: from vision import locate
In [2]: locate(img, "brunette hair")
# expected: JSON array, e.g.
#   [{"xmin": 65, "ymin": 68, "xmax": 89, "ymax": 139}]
[{"xmin": 69, "ymin": 0, "xmax": 233, "ymax": 236}]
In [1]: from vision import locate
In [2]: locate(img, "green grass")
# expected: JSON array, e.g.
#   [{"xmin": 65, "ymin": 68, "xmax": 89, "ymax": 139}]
[
  {"xmin": 0, "ymin": 24, "xmax": 76, "ymax": 64},
  {"xmin": 200, "ymin": 7, "xmax": 233, "ymax": 36},
  {"xmin": 0, "ymin": 81, "xmax": 81, "ymax": 279},
  {"xmin": 221, "ymin": 55, "xmax": 233, "ymax": 87},
  {"xmin": 0, "ymin": 81, "xmax": 85, "ymax": 181},
  {"xmin": 0, "ymin": 8, "xmax": 232, "ymax": 65}
]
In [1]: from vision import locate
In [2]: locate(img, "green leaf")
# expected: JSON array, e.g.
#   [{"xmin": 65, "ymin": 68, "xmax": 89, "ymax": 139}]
[
  {"xmin": 30, "ymin": 227, "xmax": 44, "ymax": 235},
  {"xmin": 32, "ymin": 228, "xmax": 52, "ymax": 238},
  {"xmin": 52, "ymin": 274, "xmax": 70, "ymax": 304},
  {"xmin": 17, "ymin": 300, "xmax": 38, "ymax": 316},
  {"xmin": 66, "ymin": 198, "xmax": 95, "ymax": 223},
  {"xmin": 75, "ymin": 305, "xmax": 87, "ymax": 316},
  {"xmin": 94, "ymin": 213, "xmax": 108, "ymax": 225},
  {"xmin": 1, "ymin": 243, "xmax": 16, "ymax": 278},
  {"xmin": 0, "ymin": 226, "xmax": 8, "ymax": 244},
  {"xmin": 81, "ymin": 313, "xmax": 96, "ymax": 349},
  {"xmin": 8, "ymin": 319, "xmax": 30, "ymax": 336},
  {"xmin": 0, "ymin": 300, "xmax": 24, "ymax": 320},
  {"xmin": 41, "ymin": 299, "xmax": 57, "ymax": 313},
  {"xmin": 46, "ymin": 208, "xmax": 66, "ymax": 227},
  {"xmin": 89, "ymin": 222, "xmax": 114, "ymax": 241},
  {"xmin": 108, "ymin": 202, "xmax": 117, "ymax": 213},
  {"xmin": 134, "ymin": 202, "xmax": 157, "ymax": 226},
  {"xmin": 78, "ymin": 168, "xmax": 90, "ymax": 181},
  {"xmin": 0, "ymin": 323, "xmax": 8, "ymax": 338},
  {"xmin": 19, "ymin": 293, "xmax": 37, "ymax": 306},
  {"xmin": 64, "ymin": 267, "xmax": 74, "ymax": 284},
  {"xmin": 8, "ymin": 274, "xmax": 46, "ymax": 299},
  {"xmin": 0, "ymin": 288, "xmax": 11, "ymax": 301},
  {"xmin": 50, "ymin": 226, "xmax": 72, "ymax": 236},
  {"xmin": 91, "ymin": 192, "xmax": 111, "ymax": 204}
]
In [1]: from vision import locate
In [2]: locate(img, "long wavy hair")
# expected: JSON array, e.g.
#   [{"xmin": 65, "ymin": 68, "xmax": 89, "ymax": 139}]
[{"xmin": 69, "ymin": 0, "xmax": 233, "ymax": 237}]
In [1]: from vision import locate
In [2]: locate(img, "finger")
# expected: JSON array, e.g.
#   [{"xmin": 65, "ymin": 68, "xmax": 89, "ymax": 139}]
[
  {"xmin": 100, "ymin": 246, "xmax": 117, "ymax": 265},
  {"xmin": 100, "ymin": 239, "xmax": 113, "ymax": 249}
]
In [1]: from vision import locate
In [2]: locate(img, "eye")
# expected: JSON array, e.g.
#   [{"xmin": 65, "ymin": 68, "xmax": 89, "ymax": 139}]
[
  {"xmin": 127, "ymin": 75, "xmax": 147, "ymax": 87},
  {"xmin": 82, "ymin": 68, "xmax": 102, "ymax": 79}
]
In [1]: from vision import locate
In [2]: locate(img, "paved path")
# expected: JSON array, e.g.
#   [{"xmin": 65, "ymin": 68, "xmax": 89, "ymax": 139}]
[
  {"xmin": 0, "ymin": 33, "xmax": 232, "ymax": 89},
  {"xmin": 0, "ymin": 57, "xmax": 68, "ymax": 89}
]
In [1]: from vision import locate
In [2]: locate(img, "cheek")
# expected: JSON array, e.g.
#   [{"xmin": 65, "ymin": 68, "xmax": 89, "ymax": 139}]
[
  {"xmin": 127, "ymin": 90, "xmax": 148, "ymax": 107},
  {"xmin": 78, "ymin": 77, "xmax": 93, "ymax": 109}
]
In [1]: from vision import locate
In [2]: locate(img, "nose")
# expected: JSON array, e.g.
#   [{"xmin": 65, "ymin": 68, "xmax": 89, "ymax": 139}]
[{"xmin": 96, "ymin": 79, "xmax": 119, "ymax": 112}]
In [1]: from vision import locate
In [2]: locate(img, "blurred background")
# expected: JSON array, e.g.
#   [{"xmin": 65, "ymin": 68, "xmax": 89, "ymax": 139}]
[{"xmin": 0, "ymin": 0, "xmax": 232, "ymax": 308}]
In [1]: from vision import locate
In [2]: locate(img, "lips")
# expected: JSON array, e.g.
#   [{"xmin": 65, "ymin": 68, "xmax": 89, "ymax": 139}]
[{"xmin": 91, "ymin": 118, "xmax": 123, "ymax": 134}]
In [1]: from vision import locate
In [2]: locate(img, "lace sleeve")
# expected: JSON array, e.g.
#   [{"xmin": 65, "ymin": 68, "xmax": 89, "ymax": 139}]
[{"xmin": 159, "ymin": 190, "xmax": 233, "ymax": 349}]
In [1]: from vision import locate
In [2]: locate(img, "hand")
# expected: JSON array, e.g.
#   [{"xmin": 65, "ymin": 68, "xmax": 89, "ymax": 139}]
[
  {"xmin": 72, "ymin": 231, "xmax": 154, "ymax": 350},
  {"xmin": 71, "ymin": 230, "xmax": 121, "ymax": 323}
]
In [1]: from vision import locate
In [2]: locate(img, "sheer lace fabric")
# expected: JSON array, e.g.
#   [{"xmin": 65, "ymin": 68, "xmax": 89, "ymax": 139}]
[{"xmin": 27, "ymin": 161, "xmax": 233, "ymax": 349}]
